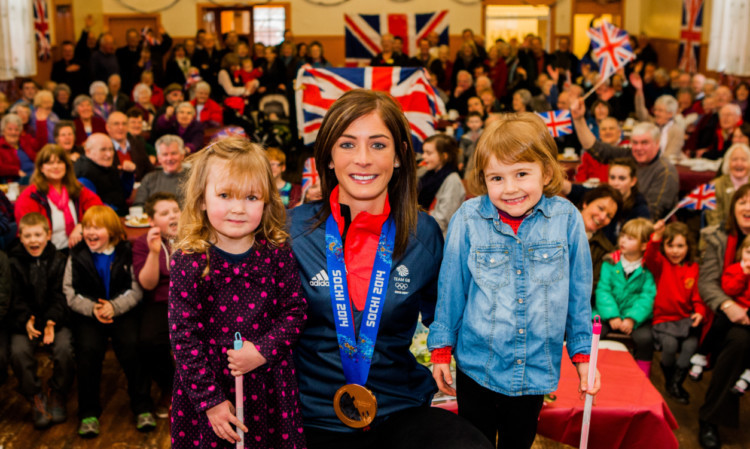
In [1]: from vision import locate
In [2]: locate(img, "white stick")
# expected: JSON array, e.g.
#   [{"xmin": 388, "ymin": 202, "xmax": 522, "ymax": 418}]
[
  {"xmin": 581, "ymin": 77, "xmax": 610, "ymax": 101},
  {"xmin": 662, "ymin": 204, "xmax": 681, "ymax": 222},
  {"xmin": 234, "ymin": 332, "xmax": 245, "ymax": 449},
  {"xmin": 580, "ymin": 316, "xmax": 602, "ymax": 449}
]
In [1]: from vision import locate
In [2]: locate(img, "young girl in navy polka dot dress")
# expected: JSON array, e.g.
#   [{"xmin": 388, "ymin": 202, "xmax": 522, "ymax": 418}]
[{"xmin": 169, "ymin": 138, "xmax": 308, "ymax": 449}]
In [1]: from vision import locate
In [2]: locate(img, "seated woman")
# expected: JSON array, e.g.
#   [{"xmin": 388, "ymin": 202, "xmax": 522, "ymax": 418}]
[
  {"xmin": 0, "ymin": 114, "xmax": 38, "ymax": 183},
  {"xmin": 72, "ymin": 95, "xmax": 107, "ymax": 146},
  {"xmin": 10, "ymin": 102, "xmax": 35, "ymax": 137},
  {"xmin": 189, "ymin": 81, "xmax": 223, "ymax": 127},
  {"xmin": 132, "ymin": 83, "xmax": 157, "ymax": 131},
  {"xmin": 53, "ymin": 120, "xmax": 84, "ymax": 162},
  {"xmin": 417, "ymin": 134, "xmax": 465, "ymax": 237},
  {"xmin": 306, "ymin": 41, "xmax": 331, "ymax": 68},
  {"xmin": 288, "ymin": 90, "xmax": 491, "ymax": 449},
  {"xmin": 89, "ymin": 81, "xmax": 112, "ymax": 121},
  {"xmin": 133, "ymin": 134, "xmax": 188, "ymax": 207},
  {"xmin": 586, "ymin": 99, "xmax": 613, "ymax": 139},
  {"xmin": 574, "ymin": 117, "xmax": 625, "ymax": 184},
  {"xmin": 631, "ymin": 72, "xmax": 686, "ymax": 160},
  {"xmin": 152, "ymin": 102, "xmax": 204, "ymax": 153},
  {"xmin": 511, "ymin": 89, "xmax": 532, "ymax": 113},
  {"xmin": 696, "ymin": 184, "xmax": 750, "ymax": 449},
  {"xmin": 217, "ymin": 53, "xmax": 257, "ymax": 100},
  {"xmin": 14, "ymin": 144, "xmax": 102, "ymax": 251},
  {"xmin": 600, "ymin": 158, "xmax": 651, "ymax": 244},
  {"xmin": 705, "ymin": 143, "xmax": 750, "ymax": 228},
  {"xmin": 32, "ymin": 90, "xmax": 59, "ymax": 145},
  {"xmin": 53, "ymin": 84, "xmax": 73, "ymax": 120}
]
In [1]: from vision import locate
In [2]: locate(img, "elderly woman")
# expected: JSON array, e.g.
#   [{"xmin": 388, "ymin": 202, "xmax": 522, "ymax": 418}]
[
  {"xmin": 89, "ymin": 81, "xmax": 112, "ymax": 120},
  {"xmin": 53, "ymin": 120, "xmax": 84, "ymax": 162},
  {"xmin": 10, "ymin": 101, "xmax": 34, "ymax": 135},
  {"xmin": 705, "ymin": 143, "xmax": 750, "ymax": 227},
  {"xmin": 153, "ymin": 101, "xmax": 205, "ymax": 153},
  {"xmin": 72, "ymin": 95, "xmax": 107, "ymax": 146},
  {"xmin": 14, "ymin": 144, "xmax": 102, "ymax": 251},
  {"xmin": 32, "ymin": 90, "xmax": 59, "ymax": 145},
  {"xmin": 0, "ymin": 114, "xmax": 38, "ymax": 183},
  {"xmin": 511, "ymin": 89, "xmax": 532, "ymax": 113},
  {"xmin": 697, "ymin": 183, "xmax": 750, "ymax": 449},
  {"xmin": 133, "ymin": 134, "xmax": 188, "ymax": 207},
  {"xmin": 53, "ymin": 83, "xmax": 73, "ymax": 120},
  {"xmin": 288, "ymin": 90, "xmax": 492, "ymax": 449},
  {"xmin": 133, "ymin": 83, "xmax": 157, "ymax": 130},
  {"xmin": 189, "ymin": 81, "xmax": 223, "ymax": 127}
]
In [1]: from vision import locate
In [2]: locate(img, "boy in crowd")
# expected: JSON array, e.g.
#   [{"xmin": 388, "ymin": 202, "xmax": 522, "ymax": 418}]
[{"xmin": 8, "ymin": 212, "xmax": 72, "ymax": 429}]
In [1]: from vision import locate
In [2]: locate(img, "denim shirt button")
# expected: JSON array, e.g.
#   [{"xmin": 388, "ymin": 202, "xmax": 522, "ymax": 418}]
[
  {"xmin": 516, "ymin": 269, "xmax": 522, "ymax": 275},
  {"xmin": 518, "ymin": 298, "xmax": 523, "ymax": 304},
  {"xmin": 490, "ymin": 258, "xmax": 495, "ymax": 263},
  {"xmin": 517, "ymin": 359, "xmax": 523, "ymax": 364},
  {"xmin": 518, "ymin": 328, "xmax": 524, "ymax": 334}
]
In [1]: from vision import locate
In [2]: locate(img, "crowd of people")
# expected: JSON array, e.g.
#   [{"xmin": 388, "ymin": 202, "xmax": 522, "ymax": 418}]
[{"xmin": 1, "ymin": 17, "xmax": 750, "ymax": 449}]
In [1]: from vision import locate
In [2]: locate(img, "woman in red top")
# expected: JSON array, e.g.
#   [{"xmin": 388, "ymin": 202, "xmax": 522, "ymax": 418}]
[
  {"xmin": 72, "ymin": 95, "xmax": 107, "ymax": 146},
  {"xmin": 190, "ymin": 81, "xmax": 224, "ymax": 127},
  {"xmin": 14, "ymin": 144, "xmax": 102, "ymax": 252},
  {"xmin": 0, "ymin": 113, "xmax": 38, "ymax": 182},
  {"xmin": 644, "ymin": 219, "xmax": 705, "ymax": 404}
]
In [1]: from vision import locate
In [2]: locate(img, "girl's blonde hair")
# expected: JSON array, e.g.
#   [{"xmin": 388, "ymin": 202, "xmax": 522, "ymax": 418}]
[
  {"xmin": 620, "ymin": 217, "xmax": 654, "ymax": 246},
  {"xmin": 736, "ymin": 234, "xmax": 750, "ymax": 262},
  {"xmin": 81, "ymin": 205, "xmax": 127, "ymax": 247},
  {"xmin": 174, "ymin": 138, "xmax": 288, "ymax": 264},
  {"xmin": 468, "ymin": 112, "xmax": 564, "ymax": 197}
]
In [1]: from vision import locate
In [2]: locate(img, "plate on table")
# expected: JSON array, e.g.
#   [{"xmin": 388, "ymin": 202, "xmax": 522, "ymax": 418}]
[
  {"xmin": 124, "ymin": 215, "xmax": 150, "ymax": 228},
  {"xmin": 557, "ymin": 154, "xmax": 580, "ymax": 162}
]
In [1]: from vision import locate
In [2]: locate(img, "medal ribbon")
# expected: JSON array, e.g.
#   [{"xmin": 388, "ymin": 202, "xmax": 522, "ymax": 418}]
[{"xmin": 326, "ymin": 214, "xmax": 395, "ymax": 386}]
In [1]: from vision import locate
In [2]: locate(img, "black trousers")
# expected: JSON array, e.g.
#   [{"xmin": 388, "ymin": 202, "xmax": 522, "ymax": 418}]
[
  {"xmin": 136, "ymin": 301, "xmax": 173, "ymax": 397},
  {"xmin": 699, "ymin": 323, "xmax": 750, "ymax": 427},
  {"xmin": 10, "ymin": 327, "xmax": 75, "ymax": 398},
  {"xmin": 306, "ymin": 405, "xmax": 493, "ymax": 449},
  {"xmin": 73, "ymin": 307, "xmax": 151, "ymax": 419},
  {"xmin": 456, "ymin": 369, "xmax": 545, "ymax": 449}
]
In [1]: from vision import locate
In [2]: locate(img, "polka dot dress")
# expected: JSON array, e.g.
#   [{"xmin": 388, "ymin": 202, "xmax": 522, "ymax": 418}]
[{"xmin": 169, "ymin": 243, "xmax": 308, "ymax": 449}]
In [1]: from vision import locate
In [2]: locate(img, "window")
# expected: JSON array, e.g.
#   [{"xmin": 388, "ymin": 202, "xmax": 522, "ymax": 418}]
[{"xmin": 253, "ymin": 6, "xmax": 286, "ymax": 47}]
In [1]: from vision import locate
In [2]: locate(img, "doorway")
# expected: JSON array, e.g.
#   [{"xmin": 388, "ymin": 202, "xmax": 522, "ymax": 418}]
[{"xmin": 485, "ymin": 5, "xmax": 551, "ymax": 50}]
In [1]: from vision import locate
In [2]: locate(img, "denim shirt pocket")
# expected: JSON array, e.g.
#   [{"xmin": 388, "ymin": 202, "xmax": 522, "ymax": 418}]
[
  {"xmin": 528, "ymin": 243, "xmax": 564, "ymax": 285},
  {"xmin": 473, "ymin": 247, "xmax": 511, "ymax": 290}
]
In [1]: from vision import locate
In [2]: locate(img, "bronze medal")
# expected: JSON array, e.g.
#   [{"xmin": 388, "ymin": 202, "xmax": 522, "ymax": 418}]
[{"xmin": 333, "ymin": 384, "xmax": 377, "ymax": 428}]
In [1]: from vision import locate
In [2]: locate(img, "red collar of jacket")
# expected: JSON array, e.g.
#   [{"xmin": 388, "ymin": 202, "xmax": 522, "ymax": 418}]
[{"xmin": 329, "ymin": 185, "xmax": 391, "ymax": 311}]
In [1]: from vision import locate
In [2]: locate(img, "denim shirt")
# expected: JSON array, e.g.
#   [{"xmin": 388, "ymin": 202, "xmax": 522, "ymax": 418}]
[{"xmin": 427, "ymin": 194, "xmax": 593, "ymax": 396}]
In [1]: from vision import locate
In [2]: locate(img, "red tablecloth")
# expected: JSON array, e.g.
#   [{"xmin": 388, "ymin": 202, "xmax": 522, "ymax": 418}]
[
  {"xmin": 433, "ymin": 348, "xmax": 678, "ymax": 449},
  {"xmin": 677, "ymin": 164, "xmax": 715, "ymax": 194},
  {"xmin": 537, "ymin": 348, "xmax": 678, "ymax": 449}
]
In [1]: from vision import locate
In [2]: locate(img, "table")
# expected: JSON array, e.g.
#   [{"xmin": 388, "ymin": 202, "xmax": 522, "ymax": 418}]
[
  {"xmin": 123, "ymin": 218, "xmax": 149, "ymax": 241},
  {"xmin": 676, "ymin": 164, "xmax": 715, "ymax": 194},
  {"xmin": 433, "ymin": 348, "xmax": 678, "ymax": 449}
]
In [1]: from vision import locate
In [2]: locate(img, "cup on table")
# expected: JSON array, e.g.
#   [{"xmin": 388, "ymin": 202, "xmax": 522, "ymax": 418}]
[
  {"xmin": 444, "ymin": 126, "xmax": 454, "ymax": 137},
  {"xmin": 563, "ymin": 147, "xmax": 576, "ymax": 159},
  {"xmin": 448, "ymin": 109, "xmax": 459, "ymax": 121},
  {"xmin": 129, "ymin": 206, "xmax": 144, "ymax": 219},
  {"xmin": 7, "ymin": 182, "xmax": 19, "ymax": 201}
]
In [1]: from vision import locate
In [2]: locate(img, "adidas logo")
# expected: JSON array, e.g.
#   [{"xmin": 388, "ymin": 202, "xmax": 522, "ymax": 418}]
[{"xmin": 309, "ymin": 270, "xmax": 329, "ymax": 287}]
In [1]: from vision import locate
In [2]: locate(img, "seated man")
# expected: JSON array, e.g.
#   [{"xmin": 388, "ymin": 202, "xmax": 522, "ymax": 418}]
[
  {"xmin": 133, "ymin": 135, "xmax": 188, "ymax": 207},
  {"xmin": 106, "ymin": 111, "xmax": 153, "ymax": 182},
  {"xmin": 74, "ymin": 133, "xmax": 132, "ymax": 215},
  {"xmin": 695, "ymin": 103, "xmax": 742, "ymax": 161},
  {"xmin": 571, "ymin": 98, "xmax": 679, "ymax": 219},
  {"xmin": 447, "ymin": 70, "xmax": 477, "ymax": 117}
]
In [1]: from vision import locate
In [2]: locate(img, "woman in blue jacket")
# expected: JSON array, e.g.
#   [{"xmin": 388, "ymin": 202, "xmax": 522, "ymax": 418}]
[{"xmin": 288, "ymin": 90, "xmax": 490, "ymax": 449}]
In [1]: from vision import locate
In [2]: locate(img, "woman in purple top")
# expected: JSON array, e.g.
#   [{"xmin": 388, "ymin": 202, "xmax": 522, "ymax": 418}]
[
  {"xmin": 153, "ymin": 101, "xmax": 205, "ymax": 153},
  {"xmin": 168, "ymin": 138, "xmax": 307, "ymax": 448}
]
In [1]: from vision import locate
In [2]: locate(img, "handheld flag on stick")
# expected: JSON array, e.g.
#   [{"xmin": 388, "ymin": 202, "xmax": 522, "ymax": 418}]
[
  {"xmin": 583, "ymin": 22, "xmax": 635, "ymax": 100},
  {"xmin": 579, "ymin": 316, "xmax": 602, "ymax": 449},
  {"xmin": 234, "ymin": 332, "xmax": 244, "ymax": 449},
  {"xmin": 537, "ymin": 110, "xmax": 573, "ymax": 137},
  {"xmin": 663, "ymin": 182, "xmax": 716, "ymax": 221}
]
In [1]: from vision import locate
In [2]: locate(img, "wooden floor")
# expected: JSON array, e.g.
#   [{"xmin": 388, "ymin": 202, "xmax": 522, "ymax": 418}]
[{"xmin": 1, "ymin": 351, "xmax": 749, "ymax": 449}]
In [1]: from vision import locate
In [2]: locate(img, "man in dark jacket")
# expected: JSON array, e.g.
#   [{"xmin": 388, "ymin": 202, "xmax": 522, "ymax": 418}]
[
  {"xmin": 50, "ymin": 41, "xmax": 89, "ymax": 97},
  {"xmin": 75, "ymin": 133, "xmax": 131, "ymax": 215},
  {"xmin": 106, "ymin": 111, "xmax": 153, "ymax": 182}
]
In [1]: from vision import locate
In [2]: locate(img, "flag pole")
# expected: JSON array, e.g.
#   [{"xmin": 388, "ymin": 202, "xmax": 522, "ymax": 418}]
[
  {"xmin": 662, "ymin": 204, "xmax": 680, "ymax": 222},
  {"xmin": 581, "ymin": 77, "xmax": 610, "ymax": 101}
]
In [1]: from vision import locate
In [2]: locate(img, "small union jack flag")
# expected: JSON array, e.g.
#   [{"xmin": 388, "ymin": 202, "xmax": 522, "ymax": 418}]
[
  {"xmin": 587, "ymin": 22, "xmax": 635, "ymax": 80},
  {"xmin": 678, "ymin": 0, "xmax": 703, "ymax": 73},
  {"xmin": 676, "ymin": 182, "xmax": 716, "ymax": 210},
  {"xmin": 301, "ymin": 157, "xmax": 320, "ymax": 199},
  {"xmin": 33, "ymin": 0, "xmax": 51, "ymax": 61},
  {"xmin": 537, "ymin": 110, "xmax": 573, "ymax": 138}
]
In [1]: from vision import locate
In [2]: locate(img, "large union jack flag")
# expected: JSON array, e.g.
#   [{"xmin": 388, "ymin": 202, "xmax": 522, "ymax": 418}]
[
  {"xmin": 344, "ymin": 11, "xmax": 449, "ymax": 66},
  {"xmin": 295, "ymin": 66, "xmax": 446, "ymax": 151},
  {"xmin": 587, "ymin": 22, "xmax": 635, "ymax": 80},
  {"xmin": 536, "ymin": 110, "xmax": 573, "ymax": 138},
  {"xmin": 678, "ymin": 0, "xmax": 703, "ymax": 73},
  {"xmin": 677, "ymin": 182, "xmax": 716, "ymax": 210},
  {"xmin": 33, "ymin": 0, "xmax": 51, "ymax": 61}
]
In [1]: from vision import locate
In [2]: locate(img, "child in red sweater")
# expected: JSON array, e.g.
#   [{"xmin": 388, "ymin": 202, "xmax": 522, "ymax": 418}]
[
  {"xmin": 691, "ymin": 234, "xmax": 750, "ymax": 394},
  {"xmin": 644, "ymin": 220, "xmax": 705, "ymax": 404}
]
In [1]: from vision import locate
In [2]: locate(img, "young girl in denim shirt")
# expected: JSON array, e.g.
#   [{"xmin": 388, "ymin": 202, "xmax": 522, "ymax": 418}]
[{"xmin": 428, "ymin": 113, "xmax": 600, "ymax": 449}]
